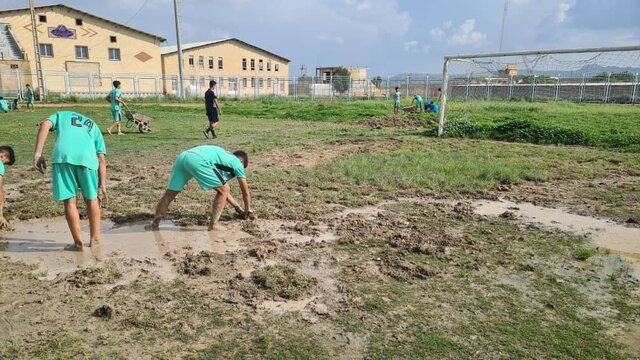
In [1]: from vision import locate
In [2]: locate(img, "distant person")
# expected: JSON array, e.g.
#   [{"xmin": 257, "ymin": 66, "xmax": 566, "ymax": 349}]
[
  {"xmin": 148, "ymin": 145, "xmax": 252, "ymax": 232},
  {"xmin": 203, "ymin": 80, "xmax": 222, "ymax": 139},
  {"xmin": 33, "ymin": 111, "xmax": 108, "ymax": 251},
  {"xmin": 393, "ymin": 87, "xmax": 401, "ymax": 114},
  {"xmin": 425, "ymin": 101, "xmax": 439, "ymax": 113},
  {"xmin": 0, "ymin": 97, "xmax": 8, "ymax": 113},
  {"xmin": 0, "ymin": 146, "xmax": 16, "ymax": 229},
  {"xmin": 106, "ymin": 80, "xmax": 126, "ymax": 136},
  {"xmin": 11, "ymin": 98, "xmax": 20, "ymax": 111},
  {"xmin": 25, "ymin": 84, "xmax": 35, "ymax": 112},
  {"xmin": 412, "ymin": 94, "xmax": 423, "ymax": 113}
]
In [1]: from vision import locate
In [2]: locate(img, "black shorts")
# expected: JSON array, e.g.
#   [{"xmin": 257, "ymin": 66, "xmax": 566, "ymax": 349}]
[{"xmin": 207, "ymin": 111, "xmax": 219, "ymax": 123}]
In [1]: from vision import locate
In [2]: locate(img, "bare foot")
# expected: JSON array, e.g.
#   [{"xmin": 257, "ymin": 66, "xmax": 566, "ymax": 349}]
[
  {"xmin": 88, "ymin": 238, "xmax": 101, "ymax": 247},
  {"xmin": 118, "ymin": 132, "xmax": 125, "ymax": 136},
  {"xmin": 107, "ymin": 128, "xmax": 112, "ymax": 136},
  {"xmin": 64, "ymin": 243, "xmax": 84, "ymax": 252}
]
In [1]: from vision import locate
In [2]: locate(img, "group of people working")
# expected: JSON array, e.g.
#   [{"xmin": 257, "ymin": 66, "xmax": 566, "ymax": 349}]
[{"xmin": 392, "ymin": 86, "xmax": 440, "ymax": 114}]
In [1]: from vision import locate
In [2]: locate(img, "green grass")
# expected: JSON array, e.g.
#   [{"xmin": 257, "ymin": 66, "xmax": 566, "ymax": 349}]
[{"xmin": 438, "ymin": 101, "xmax": 640, "ymax": 151}]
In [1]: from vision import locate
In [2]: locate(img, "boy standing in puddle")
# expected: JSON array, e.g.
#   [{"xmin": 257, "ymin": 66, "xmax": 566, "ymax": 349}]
[
  {"xmin": 33, "ymin": 111, "xmax": 108, "ymax": 251},
  {"xmin": 0, "ymin": 146, "xmax": 16, "ymax": 229}
]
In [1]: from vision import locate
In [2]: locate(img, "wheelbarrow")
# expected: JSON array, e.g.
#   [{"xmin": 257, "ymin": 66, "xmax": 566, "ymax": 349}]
[{"xmin": 124, "ymin": 105, "xmax": 153, "ymax": 133}]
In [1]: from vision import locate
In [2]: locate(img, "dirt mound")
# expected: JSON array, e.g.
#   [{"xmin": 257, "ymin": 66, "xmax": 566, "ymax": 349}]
[
  {"xmin": 358, "ymin": 116, "xmax": 428, "ymax": 129},
  {"xmin": 248, "ymin": 241, "xmax": 278, "ymax": 260},
  {"xmin": 64, "ymin": 262, "xmax": 122, "ymax": 288},
  {"xmin": 176, "ymin": 251, "xmax": 220, "ymax": 276},
  {"xmin": 381, "ymin": 254, "xmax": 439, "ymax": 281},
  {"xmin": 250, "ymin": 265, "xmax": 317, "ymax": 300}
]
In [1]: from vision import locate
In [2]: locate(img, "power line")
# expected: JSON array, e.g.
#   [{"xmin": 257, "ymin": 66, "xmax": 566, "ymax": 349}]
[{"xmin": 499, "ymin": 0, "xmax": 508, "ymax": 52}]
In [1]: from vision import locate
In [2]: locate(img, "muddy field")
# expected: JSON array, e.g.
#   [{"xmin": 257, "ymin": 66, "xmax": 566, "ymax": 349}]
[{"xmin": 1, "ymin": 106, "xmax": 639, "ymax": 359}]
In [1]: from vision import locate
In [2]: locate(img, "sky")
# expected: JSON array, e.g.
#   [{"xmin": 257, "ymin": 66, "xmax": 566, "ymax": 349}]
[{"xmin": 3, "ymin": 0, "xmax": 639, "ymax": 76}]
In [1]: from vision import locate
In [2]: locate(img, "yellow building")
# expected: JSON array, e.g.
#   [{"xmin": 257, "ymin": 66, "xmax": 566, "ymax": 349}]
[
  {"xmin": 161, "ymin": 38, "xmax": 290, "ymax": 97},
  {"xmin": 0, "ymin": 4, "xmax": 165, "ymax": 97}
]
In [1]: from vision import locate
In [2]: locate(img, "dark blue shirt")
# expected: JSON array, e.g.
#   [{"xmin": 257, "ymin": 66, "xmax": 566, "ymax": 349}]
[{"xmin": 204, "ymin": 89, "xmax": 217, "ymax": 114}]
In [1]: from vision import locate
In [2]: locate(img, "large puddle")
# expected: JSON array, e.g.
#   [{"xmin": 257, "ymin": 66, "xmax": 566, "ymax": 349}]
[
  {"xmin": 474, "ymin": 199, "xmax": 640, "ymax": 275},
  {"xmin": 0, "ymin": 218, "xmax": 336, "ymax": 280}
]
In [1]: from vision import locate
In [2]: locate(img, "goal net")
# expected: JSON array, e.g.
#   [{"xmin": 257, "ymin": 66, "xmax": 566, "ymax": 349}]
[{"xmin": 438, "ymin": 46, "xmax": 640, "ymax": 136}]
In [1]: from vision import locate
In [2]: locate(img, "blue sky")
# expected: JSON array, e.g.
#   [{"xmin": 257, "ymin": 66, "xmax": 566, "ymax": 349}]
[{"xmin": 4, "ymin": 0, "xmax": 640, "ymax": 76}]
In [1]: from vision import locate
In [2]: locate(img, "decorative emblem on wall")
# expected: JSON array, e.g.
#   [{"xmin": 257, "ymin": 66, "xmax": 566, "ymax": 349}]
[
  {"xmin": 48, "ymin": 25, "xmax": 76, "ymax": 39},
  {"xmin": 80, "ymin": 27, "xmax": 98, "ymax": 37},
  {"xmin": 134, "ymin": 51, "xmax": 152, "ymax": 62}
]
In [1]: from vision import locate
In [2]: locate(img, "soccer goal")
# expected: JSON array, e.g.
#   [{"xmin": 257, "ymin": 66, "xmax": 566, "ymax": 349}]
[{"xmin": 437, "ymin": 46, "xmax": 640, "ymax": 136}]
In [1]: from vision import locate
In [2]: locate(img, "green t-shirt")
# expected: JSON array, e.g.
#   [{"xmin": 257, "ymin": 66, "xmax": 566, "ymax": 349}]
[
  {"xmin": 394, "ymin": 91, "xmax": 401, "ymax": 102},
  {"xmin": 108, "ymin": 88, "xmax": 122, "ymax": 111},
  {"xmin": 0, "ymin": 162, "xmax": 5, "ymax": 176},
  {"xmin": 189, "ymin": 145, "xmax": 246, "ymax": 183},
  {"xmin": 47, "ymin": 111, "xmax": 107, "ymax": 170},
  {"xmin": 27, "ymin": 87, "xmax": 34, "ymax": 100},
  {"xmin": 0, "ymin": 100, "xmax": 8, "ymax": 112},
  {"xmin": 414, "ymin": 95, "xmax": 423, "ymax": 103}
]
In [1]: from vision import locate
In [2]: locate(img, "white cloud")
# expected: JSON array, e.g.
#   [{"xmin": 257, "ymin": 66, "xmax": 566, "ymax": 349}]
[
  {"xmin": 448, "ymin": 19, "xmax": 487, "ymax": 47},
  {"xmin": 356, "ymin": 1, "xmax": 371, "ymax": 11},
  {"xmin": 556, "ymin": 2, "xmax": 572, "ymax": 23},
  {"xmin": 403, "ymin": 40, "xmax": 430, "ymax": 53},
  {"xmin": 430, "ymin": 27, "xmax": 445, "ymax": 41}
]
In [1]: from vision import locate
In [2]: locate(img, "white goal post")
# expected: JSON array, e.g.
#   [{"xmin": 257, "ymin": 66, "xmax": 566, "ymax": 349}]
[{"xmin": 438, "ymin": 45, "xmax": 640, "ymax": 136}]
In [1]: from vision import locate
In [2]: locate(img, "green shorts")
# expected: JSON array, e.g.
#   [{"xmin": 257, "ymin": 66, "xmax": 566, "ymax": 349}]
[
  {"xmin": 52, "ymin": 163, "xmax": 99, "ymax": 201},
  {"xmin": 111, "ymin": 109, "xmax": 122, "ymax": 122},
  {"xmin": 416, "ymin": 101, "xmax": 423, "ymax": 108},
  {"xmin": 27, "ymin": 99, "xmax": 34, "ymax": 105},
  {"xmin": 394, "ymin": 100, "xmax": 400, "ymax": 108},
  {"xmin": 167, "ymin": 151, "xmax": 224, "ymax": 191}
]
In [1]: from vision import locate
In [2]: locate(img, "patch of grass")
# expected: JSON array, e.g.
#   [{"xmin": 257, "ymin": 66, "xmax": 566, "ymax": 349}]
[
  {"xmin": 252, "ymin": 265, "xmax": 317, "ymax": 299},
  {"xmin": 575, "ymin": 247, "xmax": 598, "ymax": 261}
]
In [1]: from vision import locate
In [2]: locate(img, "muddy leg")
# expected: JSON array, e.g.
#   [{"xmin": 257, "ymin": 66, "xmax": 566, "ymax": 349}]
[
  {"xmin": 84, "ymin": 197, "xmax": 101, "ymax": 247},
  {"xmin": 149, "ymin": 190, "xmax": 180, "ymax": 230},
  {"xmin": 63, "ymin": 197, "xmax": 84, "ymax": 251},
  {"xmin": 208, "ymin": 184, "xmax": 230, "ymax": 231}
]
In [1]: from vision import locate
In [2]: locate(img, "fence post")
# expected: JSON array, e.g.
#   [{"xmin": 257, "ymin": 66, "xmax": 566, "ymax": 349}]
[
  {"xmin": 531, "ymin": 75, "xmax": 537, "ymax": 101},
  {"xmin": 508, "ymin": 75, "xmax": 514, "ymax": 100},
  {"xmin": 632, "ymin": 73, "xmax": 638, "ymax": 104},
  {"xmin": 64, "ymin": 71, "xmax": 70, "ymax": 95},
  {"xmin": 386, "ymin": 76, "xmax": 390, "ymax": 100},
  {"xmin": 604, "ymin": 72, "xmax": 612, "ymax": 103},
  {"xmin": 438, "ymin": 58, "xmax": 450, "ymax": 137},
  {"xmin": 406, "ymin": 74, "xmax": 410, "ymax": 97},
  {"xmin": 486, "ymin": 78, "xmax": 491, "ymax": 100},
  {"xmin": 348, "ymin": 75, "xmax": 352, "ymax": 101},
  {"xmin": 554, "ymin": 75, "xmax": 560, "ymax": 101},
  {"xmin": 425, "ymin": 76, "xmax": 429, "ymax": 101},
  {"xmin": 14, "ymin": 69, "xmax": 21, "ymax": 98},
  {"xmin": 464, "ymin": 74, "xmax": 470, "ymax": 100},
  {"xmin": 579, "ymin": 74, "xmax": 585, "ymax": 102}
]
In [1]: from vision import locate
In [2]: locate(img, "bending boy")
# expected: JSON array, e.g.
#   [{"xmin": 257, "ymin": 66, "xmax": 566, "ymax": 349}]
[
  {"xmin": 149, "ymin": 145, "xmax": 251, "ymax": 231},
  {"xmin": 34, "ymin": 111, "xmax": 108, "ymax": 251}
]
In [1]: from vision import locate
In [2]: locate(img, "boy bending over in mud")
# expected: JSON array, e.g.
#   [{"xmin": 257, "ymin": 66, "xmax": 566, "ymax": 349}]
[
  {"xmin": 148, "ymin": 145, "xmax": 252, "ymax": 231},
  {"xmin": 34, "ymin": 111, "xmax": 108, "ymax": 251},
  {"xmin": 0, "ymin": 146, "xmax": 16, "ymax": 229}
]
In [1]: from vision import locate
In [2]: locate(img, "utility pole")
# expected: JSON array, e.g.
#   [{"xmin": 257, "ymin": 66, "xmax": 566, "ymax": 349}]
[
  {"xmin": 498, "ymin": 0, "xmax": 508, "ymax": 52},
  {"xmin": 29, "ymin": 0, "xmax": 45, "ymax": 99},
  {"xmin": 173, "ymin": 0, "xmax": 186, "ymax": 98}
]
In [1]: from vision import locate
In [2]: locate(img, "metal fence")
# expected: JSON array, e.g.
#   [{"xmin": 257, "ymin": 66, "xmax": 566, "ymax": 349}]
[{"xmin": 0, "ymin": 69, "xmax": 638, "ymax": 104}]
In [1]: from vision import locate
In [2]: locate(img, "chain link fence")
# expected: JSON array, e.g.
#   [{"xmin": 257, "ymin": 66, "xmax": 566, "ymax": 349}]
[{"xmin": 0, "ymin": 69, "xmax": 638, "ymax": 104}]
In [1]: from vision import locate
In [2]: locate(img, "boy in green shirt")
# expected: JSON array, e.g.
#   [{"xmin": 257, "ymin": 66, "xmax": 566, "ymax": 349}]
[
  {"xmin": 25, "ymin": 84, "xmax": 35, "ymax": 112},
  {"xmin": 0, "ymin": 97, "xmax": 8, "ymax": 113},
  {"xmin": 34, "ymin": 111, "xmax": 108, "ymax": 251},
  {"xmin": 393, "ymin": 87, "xmax": 401, "ymax": 114},
  {"xmin": 148, "ymin": 145, "xmax": 252, "ymax": 231},
  {"xmin": 412, "ymin": 94, "xmax": 423, "ymax": 113},
  {"xmin": 106, "ymin": 80, "xmax": 126, "ymax": 136},
  {"xmin": 0, "ymin": 146, "xmax": 16, "ymax": 230}
]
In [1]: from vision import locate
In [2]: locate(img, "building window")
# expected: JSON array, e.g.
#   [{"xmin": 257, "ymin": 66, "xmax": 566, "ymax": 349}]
[
  {"xmin": 198, "ymin": 56, "xmax": 204, "ymax": 69},
  {"xmin": 251, "ymin": 77, "xmax": 255, "ymax": 88},
  {"xmin": 208, "ymin": 57, "xmax": 214, "ymax": 70},
  {"xmin": 38, "ymin": 15, "xmax": 47, "ymax": 23},
  {"xmin": 242, "ymin": 58, "xmax": 247, "ymax": 71},
  {"xmin": 258, "ymin": 78, "xmax": 263, "ymax": 88},
  {"xmin": 199, "ymin": 77, "xmax": 205, "ymax": 89},
  {"xmin": 171, "ymin": 78, "xmax": 177, "ymax": 91},
  {"xmin": 267, "ymin": 78, "xmax": 271, "ymax": 88},
  {"xmin": 75, "ymin": 46, "xmax": 89, "ymax": 59},
  {"xmin": 218, "ymin": 57, "xmax": 223, "ymax": 70},
  {"xmin": 39, "ymin": 43, "xmax": 53, "ymax": 57},
  {"xmin": 108, "ymin": 48, "xmax": 121, "ymax": 61},
  {"xmin": 110, "ymin": 36, "xmax": 117, "ymax": 43},
  {"xmin": 275, "ymin": 63, "xmax": 279, "ymax": 72},
  {"xmin": 242, "ymin": 78, "xmax": 247, "ymax": 88},
  {"xmin": 75, "ymin": 18, "xmax": 83, "ymax": 26},
  {"xmin": 280, "ymin": 81, "xmax": 285, "ymax": 91},
  {"xmin": 188, "ymin": 56, "xmax": 194, "ymax": 68},
  {"xmin": 258, "ymin": 59, "xmax": 263, "ymax": 71},
  {"xmin": 250, "ymin": 59, "xmax": 255, "ymax": 71},
  {"xmin": 267, "ymin": 60, "xmax": 271, "ymax": 71}
]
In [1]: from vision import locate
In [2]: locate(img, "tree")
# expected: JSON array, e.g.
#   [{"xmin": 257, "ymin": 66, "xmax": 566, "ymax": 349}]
[
  {"xmin": 520, "ymin": 75, "xmax": 555, "ymax": 84},
  {"xmin": 590, "ymin": 71, "xmax": 635, "ymax": 83},
  {"xmin": 332, "ymin": 66, "xmax": 351, "ymax": 94}
]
